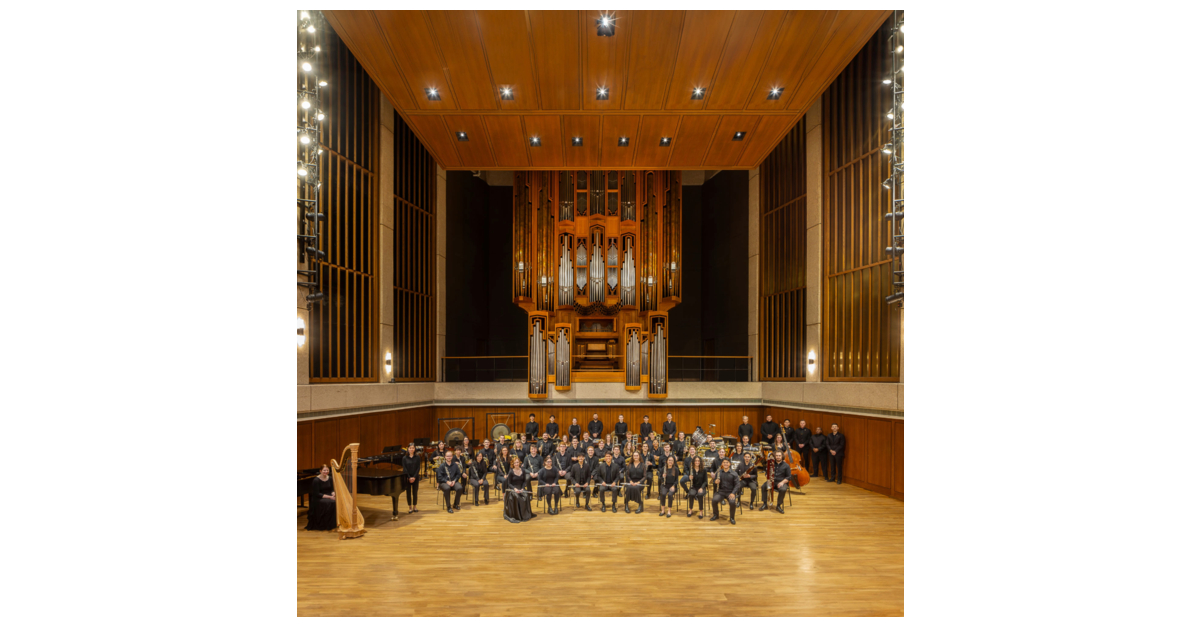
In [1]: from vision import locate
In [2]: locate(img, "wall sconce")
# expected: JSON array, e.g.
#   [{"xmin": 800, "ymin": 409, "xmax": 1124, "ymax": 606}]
[
  {"xmin": 297, "ymin": 317, "xmax": 305, "ymax": 348},
  {"xmin": 385, "ymin": 351, "xmax": 392, "ymax": 375},
  {"xmin": 807, "ymin": 350, "xmax": 816, "ymax": 375}
]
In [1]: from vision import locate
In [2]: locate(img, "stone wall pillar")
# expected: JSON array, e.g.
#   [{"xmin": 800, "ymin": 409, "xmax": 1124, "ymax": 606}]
[
  {"xmin": 805, "ymin": 99, "xmax": 823, "ymax": 382},
  {"xmin": 378, "ymin": 93, "xmax": 394, "ymax": 382}
]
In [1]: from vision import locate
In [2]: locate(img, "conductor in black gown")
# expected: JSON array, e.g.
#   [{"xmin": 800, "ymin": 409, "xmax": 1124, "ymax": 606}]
[
  {"xmin": 305, "ymin": 464, "xmax": 337, "ymax": 531},
  {"xmin": 503, "ymin": 458, "xmax": 537, "ymax": 523}
]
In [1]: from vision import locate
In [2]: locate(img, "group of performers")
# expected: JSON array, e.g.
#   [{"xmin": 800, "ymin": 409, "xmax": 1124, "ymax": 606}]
[{"xmin": 393, "ymin": 412, "xmax": 846, "ymax": 525}]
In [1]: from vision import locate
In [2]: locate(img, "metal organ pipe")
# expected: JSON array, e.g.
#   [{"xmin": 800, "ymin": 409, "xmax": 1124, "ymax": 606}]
[
  {"xmin": 621, "ymin": 242, "xmax": 635, "ymax": 307},
  {"xmin": 559, "ymin": 238, "xmax": 571, "ymax": 307},
  {"xmin": 626, "ymin": 329, "xmax": 639, "ymax": 387}
]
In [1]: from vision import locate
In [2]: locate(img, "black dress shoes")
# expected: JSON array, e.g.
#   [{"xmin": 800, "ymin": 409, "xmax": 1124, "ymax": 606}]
[
  {"xmin": 585, "ymin": 505, "xmax": 593, "ymax": 512},
  {"xmin": 758, "ymin": 503, "xmax": 768, "ymax": 511},
  {"xmin": 730, "ymin": 518, "xmax": 736, "ymax": 525},
  {"xmin": 776, "ymin": 505, "xmax": 785, "ymax": 514},
  {"xmin": 659, "ymin": 510, "xmax": 665, "ymax": 517},
  {"xmin": 625, "ymin": 504, "xmax": 631, "ymax": 514}
]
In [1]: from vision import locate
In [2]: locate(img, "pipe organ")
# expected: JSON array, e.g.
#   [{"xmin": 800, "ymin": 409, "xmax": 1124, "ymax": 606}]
[{"xmin": 513, "ymin": 170, "xmax": 682, "ymax": 399}]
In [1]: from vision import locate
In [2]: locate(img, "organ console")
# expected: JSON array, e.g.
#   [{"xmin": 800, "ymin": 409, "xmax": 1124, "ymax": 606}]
[{"xmin": 513, "ymin": 170, "xmax": 683, "ymax": 399}]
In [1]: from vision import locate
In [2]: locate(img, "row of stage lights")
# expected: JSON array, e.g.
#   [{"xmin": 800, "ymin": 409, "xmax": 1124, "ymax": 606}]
[
  {"xmin": 298, "ymin": 10, "xmax": 326, "ymax": 308},
  {"xmin": 882, "ymin": 12, "xmax": 904, "ymax": 307}
]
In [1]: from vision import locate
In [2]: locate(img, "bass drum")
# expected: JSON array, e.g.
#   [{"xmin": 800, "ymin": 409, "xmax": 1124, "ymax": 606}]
[
  {"xmin": 445, "ymin": 428, "xmax": 467, "ymax": 450},
  {"xmin": 490, "ymin": 423, "xmax": 511, "ymax": 442}
]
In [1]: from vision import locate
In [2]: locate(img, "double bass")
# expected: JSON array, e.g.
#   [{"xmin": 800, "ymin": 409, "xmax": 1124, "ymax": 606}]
[{"xmin": 773, "ymin": 435, "xmax": 809, "ymax": 489}]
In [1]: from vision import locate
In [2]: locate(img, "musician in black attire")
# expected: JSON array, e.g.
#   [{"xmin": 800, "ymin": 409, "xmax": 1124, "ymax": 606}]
[
  {"xmin": 537, "ymin": 457, "xmax": 563, "ymax": 514},
  {"xmin": 623, "ymin": 451, "xmax": 648, "ymax": 514},
  {"xmin": 503, "ymin": 458, "xmax": 536, "ymax": 523},
  {"xmin": 639, "ymin": 415, "xmax": 653, "ymax": 440},
  {"xmin": 738, "ymin": 452, "xmax": 759, "ymax": 508},
  {"xmin": 614, "ymin": 414, "xmax": 629, "ymax": 443},
  {"xmin": 469, "ymin": 451, "xmax": 491, "ymax": 505},
  {"xmin": 587, "ymin": 413, "xmax": 603, "ymax": 440},
  {"xmin": 436, "ymin": 450, "xmax": 465, "ymax": 513},
  {"xmin": 684, "ymin": 455, "xmax": 708, "ymax": 518},
  {"xmin": 524, "ymin": 446, "xmax": 544, "ymax": 480},
  {"xmin": 672, "ymin": 432, "xmax": 688, "ymax": 459},
  {"xmin": 794, "ymin": 420, "xmax": 813, "ymax": 471},
  {"xmin": 552, "ymin": 443, "xmax": 571, "ymax": 483},
  {"xmin": 761, "ymin": 414, "xmax": 781, "ymax": 445},
  {"xmin": 305, "ymin": 464, "xmax": 337, "ymax": 530},
  {"xmin": 710, "ymin": 458, "xmax": 740, "ymax": 524},
  {"xmin": 514, "ymin": 441, "xmax": 528, "ymax": 464},
  {"xmin": 759, "ymin": 450, "xmax": 792, "ymax": 513},
  {"xmin": 546, "ymin": 415, "xmax": 559, "ymax": 439},
  {"xmin": 401, "ymin": 444, "xmax": 423, "ymax": 514},
  {"xmin": 810, "ymin": 427, "xmax": 827, "ymax": 479},
  {"xmin": 495, "ymin": 446, "xmax": 511, "ymax": 493},
  {"xmin": 782, "ymin": 419, "xmax": 796, "ymax": 452},
  {"xmin": 827, "ymin": 423, "xmax": 846, "ymax": 483},
  {"xmin": 566, "ymin": 455, "xmax": 593, "ymax": 510},
  {"xmin": 480, "ymin": 440, "xmax": 496, "ymax": 466},
  {"xmin": 662, "ymin": 413, "xmax": 677, "ymax": 439},
  {"xmin": 737, "ymin": 415, "xmax": 754, "ymax": 442},
  {"xmin": 539, "ymin": 434, "xmax": 555, "ymax": 459},
  {"xmin": 648, "ymin": 441, "xmax": 664, "ymax": 496},
  {"xmin": 593, "ymin": 452, "xmax": 623, "ymax": 513},
  {"xmin": 524, "ymin": 413, "xmax": 540, "ymax": 440},
  {"xmin": 581, "ymin": 446, "xmax": 600, "ymax": 498},
  {"xmin": 658, "ymin": 456, "xmax": 680, "ymax": 517}
]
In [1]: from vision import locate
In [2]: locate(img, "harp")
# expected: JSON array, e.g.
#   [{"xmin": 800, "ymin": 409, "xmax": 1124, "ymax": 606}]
[{"xmin": 330, "ymin": 443, "xmax": 365, "ymax": 540}]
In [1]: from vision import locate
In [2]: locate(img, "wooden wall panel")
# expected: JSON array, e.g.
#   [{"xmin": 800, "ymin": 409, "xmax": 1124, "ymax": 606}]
[
  {"xmin": 623, "ymin": 11, "xmax": 686, "ymax": 110},
  {"xmin": 705, "ymin": 10, "xmax": 784, "ymax": 110},
  {"xmin": 426, "ymin": 11, "xmax": 499, "ymax": 110},
  {"xmin": 668, "ymin": 115, "xmax": 719, "ymax": 167},
  {"xmin": 600, "ymin": 115, "xmax": 640, "ymax": 167},
  {"xmin": 764, "ymin": 405, "xmax": 902, "ymax": 501},
  {"xmin": 393, "ymin": 113, "xmax": 437, "ymax": 381},
  {"xmin": 475, "ymin": 11, "xmax": 540, "ymax": 111},
  {"xmin": 664, "ymin": 11, "xmax": 737, "ymax": 111},
  {"xmin": 299, "ymin": 407, "xmax": 439, "ymax": 470},
  {"xmin": 528, "ymin": 11, "xmax": 581, "ymax": 111},
  {"xmin": 297, "ymin": 421, "xmax": 313, "ymax": 469},
  {"xmin": 634, "ymin": 116, "xmax": 681, "ymax": 167},
  {"xmin": 523, "ymin": 115, "xmax": 564, "ymax": 168},
  {"xmin": 445, "ymin": 115, "xmax": 496, "ymax": 167},
  {"xmin": 312, "ymin": 419, "xmax": 342, "ymax": 469},
  {"xmin": 483, "ymin": 115, "xmax": 530, "ymax": 168},
  {"xmin": 760, "ymin": 117, "xmax": 806, "ymax": 381},
  {"xmin": 374, "ymin": 11, "xmax": 456, "ymax": 111},
  {"xmin": 562, "ymin": 115, "xmax": 602, "ymax": 167},
  {"xmin": 583, "ymin": 10, "xmax": 631, "ymax": 112}
]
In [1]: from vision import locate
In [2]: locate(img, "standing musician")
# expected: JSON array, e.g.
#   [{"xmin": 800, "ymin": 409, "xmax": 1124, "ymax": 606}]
[
  {"xmin": 593, "ymin": 451, "xmax": 623, "ymax": 513},
  {"xmin": 568, "ymin": 417, "xmax": 582, "ymax": 440},
  {"xmin": 623, "ymin": 451, "xmax": 648, "ymax": 514},
  {"xmin": 684, "ymin": 455, "xmax": 708, "ymax": 518},
  {"xmin": 794, "ymin": 420, "xmax": 812, "ymax": 471},
  {"xmin": 524, "ymin": 413, "xmax": 540, "ymax": 440},
  {"xmin": 546, "ymin": 415, "xmax": 559, "ymax": 439},
  {"xmin": 436, "ymin": 449, "xmax": 465, "ymax": 513},
  {"xmin": 401, "ymin": 443, "xmax": 423, "ymax": 514},
  {"xmin": 737, "ymin": 415, "xmax": 754, "ymax": 442},
  {"xmin": 639, "ymin": 415, "xmax": 653, "ymax": 440},
  {"xmin": 759, "ymin": 450, "xmax": 791, "ymax": 513},
  {"xmin": 566, "ymin": 453, "xmax": 594, "ymax": 511},
  {"xmin": 710, "ymin": 458, "xmax": 740, "ymax": 525},
  {"xmin": 538, "ymin": 457, "xmax": 563, "ymax": 514},
  {"xmin": 503, "ymin": 456, "xmax": 536, "ymax": 523},
  {"xmin": 658, "ymin": 456, "xmax": 680, "ymax": 517},
  {"xmin": 738, "ymin": 452, "xmax": 759, "ymax": 508},
  {"xmin": 614, "ymin": 414, "xmax": 629, "ymax": 443},
  {"xmin": 469, "ymin": 451, "xmax": 491, "ymax": 505},
  {"xmin": 588, "ymin": 413, "xmax": 604, "ymax": 440},
  {"xmin": 761, "ymin": 414, "xmax": 782, "ymax": 445},
  {"xmin": 662, "ymin": 413, "xmax": 677, "ymax": 439},
  {"xmin": 827, "ymin": 423, "xmax": 846, "ymax": 484},
  {"xmin": 810, "ymin": 426, "xmax": 827, "ymax": 480},
  {"xmin": 782, "ymin": 418, "xmax": 796, "ymax": 452}
]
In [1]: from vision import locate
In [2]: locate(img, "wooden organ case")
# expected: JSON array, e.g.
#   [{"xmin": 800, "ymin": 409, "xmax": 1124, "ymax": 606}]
[{"xmin": 514, "ymin": 170, "xmax": 682, "ymax": 399}]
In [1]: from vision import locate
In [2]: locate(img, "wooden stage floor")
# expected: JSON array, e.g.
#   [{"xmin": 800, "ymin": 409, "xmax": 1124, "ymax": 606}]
[{"xmin": 297, "ymin": 478, "xmax": 903, "ymax": 616}]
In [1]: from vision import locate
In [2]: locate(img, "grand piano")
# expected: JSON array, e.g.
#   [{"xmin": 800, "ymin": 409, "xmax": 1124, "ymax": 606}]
[{"xmin": 355, "ymin": 467, "xmax": 408, "ymax": 520}]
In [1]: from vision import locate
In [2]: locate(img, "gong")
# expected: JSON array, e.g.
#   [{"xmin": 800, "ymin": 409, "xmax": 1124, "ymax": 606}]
[
  {"xmin": 445, "ymin": 428, "xmax": 467, "ymax": 449},
  {"xmin": 490, "ymin": 423, "xmax": 511, "ymax": 442}
]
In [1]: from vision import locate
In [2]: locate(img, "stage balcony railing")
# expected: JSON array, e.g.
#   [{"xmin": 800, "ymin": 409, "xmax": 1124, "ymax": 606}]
[
  {"xmin": 666, "ymin": 356, "xmax": 755, "ymax": 382},
  {"xmin": 441, "ymin": 356, "xmax": 529, "ymax": 383}
]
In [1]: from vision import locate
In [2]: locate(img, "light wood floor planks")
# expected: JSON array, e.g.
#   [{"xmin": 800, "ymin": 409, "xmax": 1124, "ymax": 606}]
[{"xmin": 297, "ymin": 478, "xmax": 903, "ymax": 616}]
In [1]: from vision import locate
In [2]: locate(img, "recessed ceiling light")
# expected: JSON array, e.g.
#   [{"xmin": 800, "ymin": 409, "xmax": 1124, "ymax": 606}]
[
  {"xmin": 500, "ymin": 87, "xmax": 514, "ymax": 100},
  {"xmin": 732, "ymin": 131, "xmax": 745, "ymax": 141},
  {"xmin": 660, "ymin": 137, "xmax": 671, "ymax": 146},
  {"xmin": 596, "ymin": 87, "xmax": 609, "ymax": 100},
  {"xmin": 596, "ymin": 14, "xmax": 615, "ymax": 37},
  {"xmin": 427, "ymin": 87, "xmax": 441, "ymax": 101},
  {"xmin": 530, "ymin": 136, "xmax": 541, "ymax": 146},
  {"xmin": 572, "ymin": 137, "xmax": 583, "ymax": 146},
  {"xmin": 617, "ymin": 137, "xmax": 629, "ymax": 147},
  {"xmin": 456, "ymin": 132, "xmax": 468, "ymax": 142},
  {"xmin": 767, "ymin": 87, "xmax": 783, "ymax": 100},
  {"xmin": 691, "ymin": 87, "xmax": 705, "ymax": 100}
]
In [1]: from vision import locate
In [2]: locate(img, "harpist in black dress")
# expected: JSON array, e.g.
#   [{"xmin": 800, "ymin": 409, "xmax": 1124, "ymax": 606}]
[
  {"xmin": 503, "ymin": 463, "xmax": 537, "ymax": 523},
  {"xmin": 305, "ymin": 465, "xmax": 337, "ymax": 531}
]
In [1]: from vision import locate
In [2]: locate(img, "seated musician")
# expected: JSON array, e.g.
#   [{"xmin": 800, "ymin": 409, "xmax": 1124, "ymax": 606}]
[
  {"xmin": 546, "ymin": 415, "xmax": 559, "ymax": 439},
  {"xmin": 658, "ymin": 455, "xmax": 680, "ymax": 518},
  {"xmin": 648, "ymin": 441, "xmax": 665, "ymax": 494},
  {"xmin": 461, "ymin": 437, "xmax": 472, "ymax": 463},
  {"xmin": 553, "ymin": 442, "xmax": 571, "ymax": 483},
  {"xmin": 304, "ymin": 464, "xmax": 337, "ymax": 531},
  {"xmin": 480, "ymin": 439, "xmax": 496, "ymax": 466},
  {"xmin": 525, "ymin": 413, "xmax": 540, "ymax": 440},
  {"xmin": 712, "ymin": 447, "xmax": 729, "ymax": 478},
  {"xmin": 740, "ymin": 434, "xmax": 752, "ymax": 448},
  {"xmin": 566, "ymin": 454, "xmax": 593, "ymax": 511},
  {"xmin": 614, "ymin": 414, "xmax": 629, "ymax": 443},
  {"xmin": 738, "ymin": 452, "xmax": 759, "ymax": 508},
  {"xmin": 704, "ymin": 434, "xmax": 717, "ymax": 449},
  {"xmin": 436, "ymin": 450, "xmax": 465, "ymax": 514},
  {"xmin": 469, "ymin": 451, "xmax": 491, "ymax": 505},
  {"xmin": 684, "ymin": 445, "xmax": 699, "ymax": 470},
  {"xmin": 683, "ymin": 456, "xmax": 708, "ymax": 518},
  {"xmin": 580, "ymin": 432, "xmax": 593, "ymax": 453},
  {"xmin": 639, "ymin": 415, "xmax": 653, "ymax": 440},
  {"xmin": 623, "ymin": 452, "xmax": 648, "ymax": 514},
  {"xmin": 503, "ymin": 456, "xmax": 536, "ymax": 523},
  {"xmin": 539, "ymin": 433, "xmax": 555, "ymax": 458},
  {"xmin": 710, "ymin": 458, "xmax": 740, "ymax": 525},
  {"xmin": 593, "ymin": 451, "xmax": 623, "ymax": 513},
  {"xmin": 401, "ymin": 443, "xmax": 423, "ymax": 514},
  {"xmin": 737, "ymin": 415, "xmax": 754, "ymax": 442},
  {"xmin": 495, "ymin": 446, "xmax": 511, "ymax": 493},
  {"xmin": 513, "ymin": 440, "xmax": 528, "ymax": 464},
  {"xmin": 732, "ymin": 442, "xmax": 745, "ymax": 463},
  {"xmin": 588, "ymin": 413, "xmax": 603, "ymax": 440},
  {"xmin": 612, "ymin": 444, "xmax": 626, "ymax": 476},
  {"xmin": 662, "ymin": 413, "xmax": 677, "ymax": 440},
  {"xmin": 759, "ymin": 450, "xmax": 792, "ymax": 513},
  {"xmin": 568, "ymin": 417, "xmax": 582, "ymax": 441},
  {"xmin": 538, "ymin": 457, "xmax": 562, "ymax": 514},
  {"xmin": 579, "ymin": 445, "xmax": 600, "ymax": 499},
  {"xmin": 561, "ymin": 439, "xmax": 576, "ymax": 465},
  {"xmin": 523, "ymin": 445, "xmax": 544, "ymax": 482}
]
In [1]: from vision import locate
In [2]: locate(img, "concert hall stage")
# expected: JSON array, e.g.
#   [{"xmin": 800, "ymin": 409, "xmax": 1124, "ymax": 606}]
[{"xmin": 296, "ymin": 478, "xmax": 903, "ymax": 616}]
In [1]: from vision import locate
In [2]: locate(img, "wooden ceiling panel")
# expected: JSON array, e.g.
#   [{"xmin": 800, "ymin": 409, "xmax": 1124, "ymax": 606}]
[
  {"xmin": 483, "ymin": 115, "xmax": 530, "ymax": 168},
  {"xmin": 599, "ymin": 115, "xmax": 641, "ymax": 168},
  {"xmin": 737, "ymin": 115, "xmax": 798, "ymax": 167},
  {"xmin": 583, "ymin": 10, "xmax": 631, "ymax": 111},
  {"xmin": 528, "ymin": 11, "xmax": 580, "ymax": 111},
  {"xmin": 634, "ymin": 115, "xmax": 681, "ymax": 168},
  {"xmin": 426, "ymin": 11, "xmax": 499, "ymax": 110},
  {"xmin": 745, "ymin": 11, "xmax": 835, "ymax": 112},
  {"xmin": 667, "ymin": 115, "xmax": 720, "ymax": 167},
  {"xmin": 787, "ymin": 10, "xmax": 891, "ymax": 112},
  {"xmin": 705, "ymin": 11, "xmax": 785, "ymax": 110},
  {"xmin": 405, "ymin": 115, "xmax": 461, "ymax": 167},
  {"xmin": 475, "ymin": 11, "xmax": 540, "ymax": 111},
  {"xmin": 623, "ymin": 11, "xmax": 685, "ymax": 110},
  {"xmin": 324, "ymin": 11, "xmax": 416, "ymax": 111},
  {"xmin": 663, "ymin": 11, "xmax": 736, "ymax": 111},
  {"xmin": 444, "ymin": 115, "xmax": 495, "ymax": 167},
  {"xmin": 373, "ymin": 12, "xmax": 456, "ymax": 110},
  {"xmin": 522, "ymin": 115, "xmax": 564, "ymax": 168},
  {"xmin": 561, "ymin": 115, "xmax": 601, "ymax": 168},
  {"xmin": 704, "ymin": 115, "xmax": 760, "ymax": 167}
]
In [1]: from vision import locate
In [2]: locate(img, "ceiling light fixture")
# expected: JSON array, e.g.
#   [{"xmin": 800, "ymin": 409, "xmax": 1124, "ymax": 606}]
[
  {"xmin": 318, "ymin": 79, "xmax": 327, "ymax": 87},
  {"xmin": 500, "ymin": 87, "xmax": 514, "ymax": 100},
  {"xmin": 732, "ymin": 131, "xmax": 745, "ymax": 141},
  {"xmin": 301, "ymin": 62, "xmax": 312, "ymax": 72},
  {"xmin": 572, "ymin": 137, "xmax": 583, "ymax": 146},
  {"xmin": 691, "ymin": 87, "xmax": 705, "ymax": 100},
  {"xmin": 457, "ymin": 131, "xmax": 468, "ymax": 142},
  {"xmin": 767, "ymin": 87, "xmax": 783, "ymax": 100},
  {"xmin": 596, "ymin": 87, "xmax": 609, "ymax": 100},
  {"xmin": 596, "ymin": 14, "xmax": 615, "ymax": 37},
  {"xmin": 299, "ymin": 135, "xmax": 310, "ymax": 145},
  {"xmin": 427, "ymin": 87, "xmax": 441, "ymax": 101},
  {"xmin": 660, "ymin": 137, "xmax": 671, "ymax": 146},
  {"xmin": 530, "ymin": 136, "xmax": 541, "ymax": 146},
  {"xmin": 617, "ymin": 137, "xmax": 629, "ymax": 146}
]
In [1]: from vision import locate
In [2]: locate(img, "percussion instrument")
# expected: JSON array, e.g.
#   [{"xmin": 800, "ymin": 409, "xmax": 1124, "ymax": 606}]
[{"xmin": 490, "ymin": 423, "xmax": 511, "ymax": 442}]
